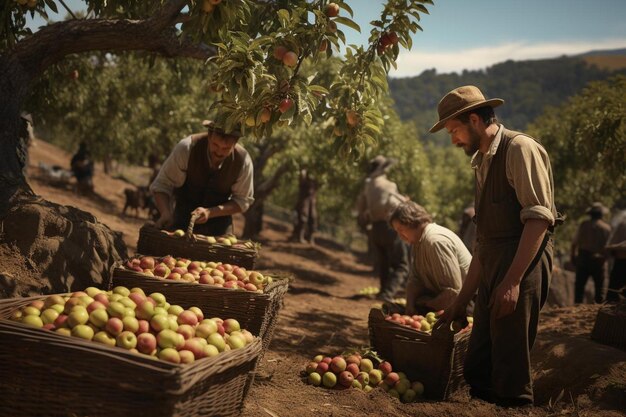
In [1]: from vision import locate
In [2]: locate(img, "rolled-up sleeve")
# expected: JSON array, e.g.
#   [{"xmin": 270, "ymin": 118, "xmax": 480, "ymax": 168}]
[
  {"xmin": 230, "ymin": 151, "xmax": 254, "ymax": 212},
  {"xmin": 149, "ymin": 137, "xmax": 191, "ymax": 196},
  {"xmin": 506, "ymin": 136, "xmax": 556, "ymax": 225}
]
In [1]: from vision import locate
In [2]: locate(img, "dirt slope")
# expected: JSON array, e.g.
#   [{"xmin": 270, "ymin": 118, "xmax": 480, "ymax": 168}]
[{"xmin": 7, "ymin": 139, "xmax": 625, "ymax": 416}]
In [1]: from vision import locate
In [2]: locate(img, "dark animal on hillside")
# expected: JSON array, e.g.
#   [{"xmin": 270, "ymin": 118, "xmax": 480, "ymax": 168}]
[
  {"xmin": 123, "ymin": 186, "xmax": 160, "ymax": 219},
  {"xmin": 123, "ymin": 187, "xmax": 147, "ymax": 218}
]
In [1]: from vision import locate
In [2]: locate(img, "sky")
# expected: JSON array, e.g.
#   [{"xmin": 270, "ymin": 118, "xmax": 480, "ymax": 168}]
[{"xmin": 27, "ymin": 0, "xmax": 626, "ymax": 78}]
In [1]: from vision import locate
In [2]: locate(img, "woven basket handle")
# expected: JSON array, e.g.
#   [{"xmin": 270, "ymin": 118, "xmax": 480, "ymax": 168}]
[{"xmin": 186, "ymin": 213, "xmax": 199, "ymax": 241}]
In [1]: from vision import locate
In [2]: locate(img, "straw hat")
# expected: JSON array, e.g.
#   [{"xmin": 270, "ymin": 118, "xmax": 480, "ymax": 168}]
[
  {"xmin": 202, "ymin": 120, "xmax": 242, "ymax": 139},
  {"xmin": 429, "ymin": 85, "xmax": 504, "ymax": 133}
]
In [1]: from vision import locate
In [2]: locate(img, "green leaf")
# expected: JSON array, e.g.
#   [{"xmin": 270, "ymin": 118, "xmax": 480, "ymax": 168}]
[
  {"xmin": 333, "ymin": 17, "xmax": 361, "ymax": 33},
  {"xmin": 44, "ymin": 0, "xmax": 58, "ymax": 14},
  {"xmin": 277, "ymin": 9, "xmax": 290, "ymax": 28}
]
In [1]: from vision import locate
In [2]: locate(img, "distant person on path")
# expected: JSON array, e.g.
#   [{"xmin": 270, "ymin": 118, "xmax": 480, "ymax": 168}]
[
  {"xmin": 70, "ymin": 141, "xmax": 95, "ymax": 195},
  {"xmin": 459, "ymin": 204, "xmax": 477, "ymax": 254},
  {"xmin": 150, "ymin": 120, "xmax": 254, "ymax": 236},
  {"xmin": 434, "ymin": 86, "xmax": 560, "ymax": 407},
  {"xmin": 355, "ymin": 155, "xmax": 409, "ymax": 302},
  {"xmin": 571, "ymin": 202, "xmax": 612, "ymax": 303},
  {"xmin": 291, "ymin": 168, "xmax": 318, "ymax": 244},
  {"xmin": 606, "ymin": 213, "xmax": 626, "ymax": 302},
  {"xmin": 390, "ymin": 201, "xmax": 472, "ymax": 314}
]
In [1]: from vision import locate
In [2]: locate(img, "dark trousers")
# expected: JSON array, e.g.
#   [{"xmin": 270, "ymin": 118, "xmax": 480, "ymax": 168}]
[
  {"xmin": 464, "ymin": 238, "xmax": 552, "ymax": 406},
  {"xmin": 607, "ymin": 258, "xmax": 626, "ymax": 302},
  {"xmin": 371, "ymin": 221, "xmax": 409, "ymax": 300},
  {"xmin": 574, "ymin": 250, "xmax": 606, "ymax": 303}
]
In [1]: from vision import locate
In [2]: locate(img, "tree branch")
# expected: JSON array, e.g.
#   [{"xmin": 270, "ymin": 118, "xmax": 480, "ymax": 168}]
[{"xmin": 12, "ymin": 0, "xmax": 215, "ymax": 80}]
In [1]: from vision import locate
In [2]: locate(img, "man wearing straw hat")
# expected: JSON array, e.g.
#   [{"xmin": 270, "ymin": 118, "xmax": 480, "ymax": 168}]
[
  {"xmin": 150, "ymin": 120, "xmax": 254, "ymax": 236},
  {"xmin": 434, "ymin": 86, "xmax": 560, "ymax": 407}
]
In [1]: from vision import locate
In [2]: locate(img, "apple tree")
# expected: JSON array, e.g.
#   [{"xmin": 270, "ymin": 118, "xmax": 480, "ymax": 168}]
[{"xmin": 1, "ymin": 0, "xmax": 433, "ymax": 214}]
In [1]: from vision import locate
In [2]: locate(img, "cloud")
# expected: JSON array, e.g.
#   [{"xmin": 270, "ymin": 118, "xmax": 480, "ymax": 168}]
[{"xmin": 390, "ymin": 38, "xmax": 626, "ymax": 77}]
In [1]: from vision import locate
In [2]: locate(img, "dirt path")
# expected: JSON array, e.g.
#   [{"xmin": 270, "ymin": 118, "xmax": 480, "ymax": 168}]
[{"xmin": 22, "ymin": 139, "xmax": 626, "ymax": 417}]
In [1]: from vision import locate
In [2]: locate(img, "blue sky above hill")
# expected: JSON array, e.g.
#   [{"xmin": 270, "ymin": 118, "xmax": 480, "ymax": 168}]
[{"xmin": 27, "ymin": 0, "xmax": 626, "ymax": 77}]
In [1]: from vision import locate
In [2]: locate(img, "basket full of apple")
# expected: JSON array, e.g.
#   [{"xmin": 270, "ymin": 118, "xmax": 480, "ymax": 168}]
[
  {"xmin": 137, "ymin": 222, "xmax": 260, "ymax": 269},
  {"xmin": 112, "ymin": 255, "xmax": 290, "ymax": 352},
  {"xmin": 368, "ymin": 308, "xmax": 472, "ymax": 400},
  {"xmin": 0, "ymin": 286, "xmax": 262, "ymax": 417}
]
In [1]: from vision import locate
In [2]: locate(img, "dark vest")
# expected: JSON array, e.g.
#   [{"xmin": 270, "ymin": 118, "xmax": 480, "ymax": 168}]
[
  {"xmin": 172, "ymin": 134, "xmax": 246, "ymax": 235},
  {"xmin": 475, "ymin": 127, "xmax": 529, "ymax": 243}
]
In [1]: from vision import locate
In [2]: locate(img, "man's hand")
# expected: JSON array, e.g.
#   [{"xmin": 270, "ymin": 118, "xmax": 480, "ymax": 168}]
[
  {"xmin": 489, "ymin": 280, "xmax": 520, "ymax": 319},
  {"xmin": 155, "ymin": 212, "xmax": 173, "ymax": 229},
  {"xmin": 192, "ymin": 207, "xmax": 211, "ymax": 224},
  {"xmin": 434, "ymin": 301, "xmax": 466, "ymax": 330}
]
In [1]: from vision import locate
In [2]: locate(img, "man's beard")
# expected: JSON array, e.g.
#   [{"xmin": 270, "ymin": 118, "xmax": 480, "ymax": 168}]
[{"xmin": 463, "ymin": 125, "xmax": 481, "ymax": 156}]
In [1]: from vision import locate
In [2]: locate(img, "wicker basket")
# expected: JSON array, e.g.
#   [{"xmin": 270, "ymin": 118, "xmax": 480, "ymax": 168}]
[
  {"xmin": 591, "ymin": 301, "xmax": 626, "ymax": 351},
  {"xmin": 0, "ymin": 294, "xmax": 262, "ymax": 417},
  {"xmin": 368, "ymin": 308, "xmax": 470, "ymax": 400},
  {"xmin": 111, "ymin": 267, "xmax": 290, "ymax": 353},
  {"xmin": 137, "ymin": 223, "xmax": 260, "ymax": 269}
]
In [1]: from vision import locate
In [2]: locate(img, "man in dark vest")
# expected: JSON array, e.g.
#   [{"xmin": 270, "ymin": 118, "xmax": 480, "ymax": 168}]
[
  {"xmin": 150, "ymin": 120, "xmax": 254, "ymax": 236},
  {"xmin": 433, "ymin": 86, "xmax": 559, "ymax": 407}
]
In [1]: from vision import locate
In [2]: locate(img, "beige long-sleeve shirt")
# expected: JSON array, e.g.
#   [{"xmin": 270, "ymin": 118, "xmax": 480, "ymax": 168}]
[
  {"xmin": 149, "ymin": 136, "xmax": 254, "ymax": 212},
  {"xmin": 409, "ymin": 223, "xmax": 472, "ymax": 308},
  {"xmin": 357, "ymin": 174, "xmax": 406, "ymax": 223},
  {"xmin": 471, "ymin": 125, "xmax": 556, "ymax": 225}
]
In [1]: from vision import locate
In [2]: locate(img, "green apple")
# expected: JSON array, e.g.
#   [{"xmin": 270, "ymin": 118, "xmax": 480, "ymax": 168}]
[
  {"xmin": 322, "ymin": 372, "xmax": 337, "ymax": 388},
  {"xmin": 411, "ymin": 381, "xmax": 424, "ymax": 396},
  {"xmin": 204, "ymin": 344, "xmax": 220, "ymax": 357},
  {"xmin": 168, "ymin": 305, "xmax": 184, "ymax": 316},
  {"xmin": 22, "ymin": 306, "xmax": 41, "ymax": 316},
  {"xmin": 226, "ymin": 333, "xmax": 246, "ymax": 350},
  {"xmin": 108, "ymin": 293, "xmax": 123, "ymax": 303},
  {"xmin": 136, "ymin": 300, "xmax": 156, "ymax": 320},
  {"xmin": 71, "ymin": 324, "xmax": 95, "ymax": 340},
  {"xmin": 150, "ymin": 314, "xmax": 170, "ymax": 332},
  {"xmin": 68, "ymin": 308, "xmax": 89, "ymax": 327},
  {"xmin": 40, "ymin": 308, "xmax": 59, "ymax": 325},
  {"xmin": 402, "ymin": 388, "xmax": 417, "ymax": 403},
  {"xmin": 158, "ymin": 347, "xmax": 181, "ymax": 363},
  {"xmin": 21, "ymin": 315, "xmax": 44, "ymax": 328},
  {"xmin": 122, "ymin": 316, "xmax": 140, "ymax": 333},
  {"xmin": 113, "ymin": 286, "xmax": 131, "ymax": 297},
  {"xmin": 308, "ymin": 372, "xmax": 322, "ymax": 386},
  {"xmin": 89, "ymin": 308, "xmax": 109, "ymax": 328},
  {"xmin": 116, "ymin": 331, "xmax": 138, "ymax": 349},
  {"xmin": 207, "ymin": 333, "xmax": 226, "ymax": 352},
  {"xmin": 359, "ymin": 358, "xmax": 374, "ymax": 373},
  {"xmin": 157, "ymin": 329, "xmax": 180, "ymax": 349},
  {"xmin": 195, "ymin": 322, "xmax": 217, "ymax": 338},
  {"xmin": 149, "ymin": 292, "xmax": 167, "ymax": 307},
  {"xmin": 106, "ymin": 301, "xmax": 126, "ymax": 319},
  {"xmin": 118, "ymin": 297, "xmax": 137, "ymax": 310},
  {"xmin": 93, "ymin": 331, "xmax": 116, "ymax": 347},
  {"xmin": 85, "ymin": 287, "xmax": 103, "ymax": 298},
  {"xmin": 55, "ymin": 327, "xmax": 72, "ymax": 337},
  {"xmin": 166, "ymin": 314, "xmax": 179, "ymax": 331},
  {"xmin": 369, "ymin": 369, "xmax": 383, "ymax": 385}
]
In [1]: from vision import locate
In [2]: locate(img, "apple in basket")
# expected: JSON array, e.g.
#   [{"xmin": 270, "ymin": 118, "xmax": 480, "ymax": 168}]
[{"xmin": 206, "ymin": 236, "xmax": 217, "ymax": 244}]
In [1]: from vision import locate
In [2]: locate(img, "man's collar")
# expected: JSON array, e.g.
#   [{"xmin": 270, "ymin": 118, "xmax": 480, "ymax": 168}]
[{"xmin": 471, "ymin": 124, "xmax": 503, "ymax": 169}]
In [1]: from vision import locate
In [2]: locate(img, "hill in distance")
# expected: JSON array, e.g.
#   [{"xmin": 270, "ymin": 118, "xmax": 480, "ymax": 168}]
[{"xmin": 389, "ymin": 48, "xmax": 626, "ymax": 140}]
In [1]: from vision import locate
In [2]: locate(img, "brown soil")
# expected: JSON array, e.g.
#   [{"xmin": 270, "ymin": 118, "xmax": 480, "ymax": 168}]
[{"xmin": 3, "ymin": 139, "xmax": 625, "ymax": 417}]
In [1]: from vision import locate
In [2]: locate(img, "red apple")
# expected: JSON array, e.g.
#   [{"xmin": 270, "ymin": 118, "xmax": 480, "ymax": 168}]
[
  {"xmin": 379, "ymin": 361, "xmax": 392, "ymax": 376},
  {"xmin": 282, "ymin": 51, "xmax": 298, "ymax": 67},
  {"xmin": 279, "ymin": 98, "xmax": 294, "ymax": 113},
  {"xmin": 325, "ymin": 2, "xmax": 339, "ymax": 17},
  {"xmin": 338, "ymin": 371, "xmax": 354, "ymax": 388},
  {"xmin": 273, "ymin": 45, "xmax": 288, "ymax": 60},
  {"xmin": 136, "ymin": 332, "xmax": 157, "ymax": 355}
]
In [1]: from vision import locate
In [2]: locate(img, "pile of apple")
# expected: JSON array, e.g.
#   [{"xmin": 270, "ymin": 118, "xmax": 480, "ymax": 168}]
[
  {"xmin": 160, "ymin": 230, "xmax": 256, "ymax": 250},
  {"xmin": 385, "ymin": 311, "xmax": 473, "ymax": 334},
  {"xmin": 303, "ymin": 354, "xmax": 424, "ymax": 403},
  {"xmin": 8, "ymin": 286, "xmax": 255, "ymax": 364},
  {"xmin": 123, "ymin": 255, "xmax": 272, "ymax": 292}
]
